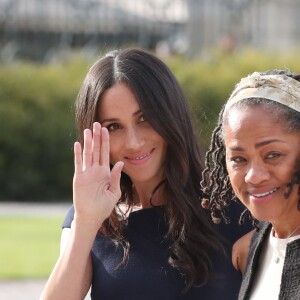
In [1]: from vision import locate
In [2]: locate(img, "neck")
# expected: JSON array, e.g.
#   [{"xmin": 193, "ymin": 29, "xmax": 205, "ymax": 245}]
[
  {"xmin": 272, "ymin": 220, "xmax": 300, "ymax": 239},
  {"xmin": 132, "ymin": 179, "xmax": 166, "ymax": 208}
]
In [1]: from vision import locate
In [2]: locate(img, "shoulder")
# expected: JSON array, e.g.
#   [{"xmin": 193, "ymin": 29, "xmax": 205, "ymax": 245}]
[{"xmin": 232, "ymin": 229, "xmax": 255, "ymax": 274}]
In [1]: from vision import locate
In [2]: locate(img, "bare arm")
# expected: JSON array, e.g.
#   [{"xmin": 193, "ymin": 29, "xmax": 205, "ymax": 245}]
[
  {"xmin": 232, "ymin": 229, "xmax": 255, "ymax": 274},
  {"xmin": 40, "ymin": 223, "xmax": 95, "ymax": 300},
  {"xmin": 40, "ymin": 123, "xmax": 124, "ymax": 300}
]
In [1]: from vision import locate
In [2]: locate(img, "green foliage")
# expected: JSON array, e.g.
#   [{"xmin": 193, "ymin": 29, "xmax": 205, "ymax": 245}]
[
  {"xmin": 0, "ymin": 60, "xmax": 86, "ymax": 200},
  {"xmin": 0, "ymin": 216, "xmax": 62, "ymax": 278},
  {"xmin": 1, "ymin": 49, "xmax": 299, "ymax": 200},
  {"xmin": 166, "ymin": 48, "xmax": 300, "ymax": 148}
]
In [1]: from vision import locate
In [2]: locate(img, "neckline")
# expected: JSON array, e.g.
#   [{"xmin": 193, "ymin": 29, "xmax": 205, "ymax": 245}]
[
  {"xmin": 270, "ymin": 232, "xmax": 300, "ymax": 243},
  {"xmin": 269, "ymin": 229, "xmax": 300, "ymax": 264},
  {"xmin": 272, "ymin": 222, "xmax": 300, "ymax": 239},
  {"xmin": 130, "ymin": 205, "xmax": 164, "ymax": 215},
  {"xmin": 117, "ymin": 203, "xmax": 164, "ymax": 218}
]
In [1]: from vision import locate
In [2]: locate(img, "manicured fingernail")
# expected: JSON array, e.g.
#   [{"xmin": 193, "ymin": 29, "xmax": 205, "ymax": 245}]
[{"xmin": 93, "ymin": 122, "xmax": 100, "ymax": 130}]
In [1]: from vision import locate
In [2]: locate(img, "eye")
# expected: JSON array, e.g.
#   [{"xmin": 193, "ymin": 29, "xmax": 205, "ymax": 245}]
[
  {"xmin": 139, "ymin": 114, "xmax": 147, "ymax": 123},
  {"xmin": 265, "ymin": 152, "xmax": 281, "ymax": 159},
  {"xmin": 230, "ymin": 156, "xmax": 247, "ymax": 164},
  {"xmin": 106, "ymin": 123, "xmax": 121, "ymax": 132}
]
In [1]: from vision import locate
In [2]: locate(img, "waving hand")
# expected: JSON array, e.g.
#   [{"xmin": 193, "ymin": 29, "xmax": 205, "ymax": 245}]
[{"xmin": 73, "ymin": 122, "xmax": 124, "ymax": 229}]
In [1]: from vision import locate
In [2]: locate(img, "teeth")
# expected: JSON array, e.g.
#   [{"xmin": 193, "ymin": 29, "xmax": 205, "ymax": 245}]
[
  {"xmin": 251, "ymin": 188, "xmax": 278, "ymax": 198},
  {"xmin": 133, "ymin": 153, "xmax": 149, "ymax": 160}
]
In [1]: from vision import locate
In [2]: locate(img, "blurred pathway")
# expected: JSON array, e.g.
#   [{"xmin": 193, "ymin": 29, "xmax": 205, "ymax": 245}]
[
  {"xmin": 0, "ymin": 201, "xmax": 70, "ymax": 217},
  {"xmin": 0, "ymin": 279, "xmax": 48, "ymax": 300}
]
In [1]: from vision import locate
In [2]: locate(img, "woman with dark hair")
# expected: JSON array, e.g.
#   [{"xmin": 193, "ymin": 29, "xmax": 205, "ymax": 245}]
[
  {"xmin": 201, "ymin": 70, "xmax": 300, "ymax": 299},
  {"xmin": 41, "ymin": 48, "xmax": 248, "ymax": 300}
]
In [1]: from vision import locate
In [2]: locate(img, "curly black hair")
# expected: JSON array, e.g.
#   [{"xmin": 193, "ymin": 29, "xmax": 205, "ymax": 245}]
[{"xmin": 201, "ymin": 69, "xmax": 300, "ymax": 228}]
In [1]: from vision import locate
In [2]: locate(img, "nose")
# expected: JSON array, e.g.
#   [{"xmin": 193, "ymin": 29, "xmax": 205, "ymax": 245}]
[
  {"xmin": 125, "ymin": 127, "xmax": 145, "ymax": 150},
  {"xmin": 245, "ymin": 161, "xmax": 270, "ymax": 185}
]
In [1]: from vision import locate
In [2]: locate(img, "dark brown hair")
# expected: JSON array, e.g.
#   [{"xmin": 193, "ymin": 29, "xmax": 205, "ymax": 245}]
[{"xmin": 75, "ymin": 48, "xmax": 221, "ymax": 289}]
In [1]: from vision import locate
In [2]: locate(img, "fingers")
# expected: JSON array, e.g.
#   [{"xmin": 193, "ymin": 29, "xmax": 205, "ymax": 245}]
[
  {"xmin": 74, "ymin": 141, "xmax": 83, "ymax": 175},
  {"xmin": 110, "ymin": 161, "xmax": 124, "ymax": 192},
  {"xmin": 82, "ymin": 122, "xmax": 110, "ymax": 169},
  {"xmin": 92, "ymin": 122, "xmax": 101, "ymax": 164},
  {"xmin": 100, "ymin": 127, "xmax": 110, "ymax": 166},
  {"xmin": 83, "ymin": 129, "xmax": 92, "ymax": 169}
]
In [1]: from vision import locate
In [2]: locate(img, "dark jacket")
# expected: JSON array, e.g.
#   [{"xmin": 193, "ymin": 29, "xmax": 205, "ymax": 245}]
[{"xmin": 239, "ymin": 222, "xmax": 300, "ymax": 300}]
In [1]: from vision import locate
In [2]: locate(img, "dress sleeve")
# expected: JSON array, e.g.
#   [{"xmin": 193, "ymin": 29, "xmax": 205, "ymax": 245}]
[
  {"xmin": 210, "ymin": 201, "xmax": 254, "ymax": 300},
  {"xmin": 61, "ymin": 205, "xmax": 75, "ymax": 229}
]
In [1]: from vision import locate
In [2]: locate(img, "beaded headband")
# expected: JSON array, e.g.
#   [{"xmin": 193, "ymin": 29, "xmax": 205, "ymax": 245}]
[{"xmin": 224, "ymin": 72, "xmax": 300, "ymax": 113}]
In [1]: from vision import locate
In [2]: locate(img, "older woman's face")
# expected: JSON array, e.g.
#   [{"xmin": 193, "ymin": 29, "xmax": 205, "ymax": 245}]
[{"xmin": 224, "ymin": 106, "xmax": 300, "ymax": 223}]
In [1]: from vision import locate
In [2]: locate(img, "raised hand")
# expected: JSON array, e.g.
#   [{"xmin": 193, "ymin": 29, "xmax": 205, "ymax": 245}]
[{"xmin": 73, "ymin": 122, "xmax": 124, "ymax": 229}]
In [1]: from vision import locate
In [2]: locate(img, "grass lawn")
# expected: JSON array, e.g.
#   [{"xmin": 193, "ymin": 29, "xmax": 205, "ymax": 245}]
[{"xmin": 0, "ymin": 216, "xmax": 63, "ymax": 279}]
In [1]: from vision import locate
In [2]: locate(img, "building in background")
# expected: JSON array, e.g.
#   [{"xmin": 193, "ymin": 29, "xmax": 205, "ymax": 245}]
[
  {"xmin": 0, "ymin": 0, "xmax": 187, "ymax": 62},
  {"xmin": 186, "ymin": 0, "xmax": 300, "ymax": 58},
  {"xmin": 0, "ymin": 0, "xmax": 299, "ymax": 62}
]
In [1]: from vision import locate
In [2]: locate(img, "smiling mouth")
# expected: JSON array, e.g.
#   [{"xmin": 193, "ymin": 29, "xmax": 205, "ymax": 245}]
[
  {"xmin": 250, "ymin": 188, "xmax": 279, "ymax": 198},
  {"xmin": 131, "ymin": 153, "xmax": 150, "ymax": 160},
  {"xmin": 126, "ymin": 149, "xmax": 153, "ymax": 161}
]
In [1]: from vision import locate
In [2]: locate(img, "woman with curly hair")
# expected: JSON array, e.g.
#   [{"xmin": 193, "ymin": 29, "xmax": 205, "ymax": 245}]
[{"xmin": 201, "ymin": 70, "xmax": 300, "ymax": 299}]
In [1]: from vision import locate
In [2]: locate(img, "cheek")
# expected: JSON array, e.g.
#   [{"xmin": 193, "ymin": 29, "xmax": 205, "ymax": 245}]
[
  {"xmin": 226, "ymin": 160, "xmax": 234, "ymax": 181},
  {"xmin": 226, "ymin": 165, "xmax": 242, "ymax": 192},
  {"xmin": 160, "ymin": 140, "xmax": 168, "ymax": 155},
  {"xmin": 109, "ymin": 153, "xmax": 117, "ymax": 165},
  {"xmin": 149, "ymin": 129, "xmax": 167, "ymax": 152},
  {"xmin": 108, "ymin": 138, "xmax": 121, "ymax": 164}
]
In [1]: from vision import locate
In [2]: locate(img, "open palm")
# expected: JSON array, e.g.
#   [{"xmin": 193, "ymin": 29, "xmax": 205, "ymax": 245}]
[{"xmin": 73, "ymin": 122, "xmax": 124, "ymax": 228}]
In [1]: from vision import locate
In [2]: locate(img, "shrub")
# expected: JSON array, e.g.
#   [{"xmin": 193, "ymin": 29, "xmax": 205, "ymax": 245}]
[
  {"xmin": 0, "ymin": 61, "xmax": 85, "ymax": 200},
  {"xmin": 1, "ymin": 50, "xmax": 299, "ymax": 201}
]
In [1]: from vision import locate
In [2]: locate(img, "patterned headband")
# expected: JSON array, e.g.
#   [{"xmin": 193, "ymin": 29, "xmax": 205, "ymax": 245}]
[{"xmin": 224, "ymin": 72, "xmax": 300, "ymax": 113}]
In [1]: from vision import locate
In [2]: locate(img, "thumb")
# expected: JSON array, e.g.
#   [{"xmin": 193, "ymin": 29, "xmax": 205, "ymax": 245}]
[{"xmin": 109, "ymin": 161, "xmax": 124, "ymax": 194}]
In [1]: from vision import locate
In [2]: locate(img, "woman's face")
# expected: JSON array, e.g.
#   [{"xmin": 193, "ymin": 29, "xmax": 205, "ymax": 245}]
[
  {"xmin": 98, "ymin": 82, "xmax": 167, "ymax": 186},
  {"xmin": 224, "ymin": 106, "xmax": 300, "ymax": 223}
]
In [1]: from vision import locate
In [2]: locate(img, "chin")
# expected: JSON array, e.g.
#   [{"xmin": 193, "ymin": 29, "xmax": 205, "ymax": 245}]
[{"xmin": 250, "ymin": 210, "xmax": 277, "ymax": 223}]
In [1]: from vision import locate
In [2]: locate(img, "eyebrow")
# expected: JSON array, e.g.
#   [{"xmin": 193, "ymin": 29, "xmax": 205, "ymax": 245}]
[
  {"xmin": 100, "ymin": 109, "xmax": 142, "ymax": 123},
  {"xmin": 229, "ymin": 139, "xmax": 284, "ymax": 151}
]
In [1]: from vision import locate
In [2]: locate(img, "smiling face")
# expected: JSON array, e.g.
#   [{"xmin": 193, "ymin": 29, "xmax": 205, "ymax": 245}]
[
  {"xmin": 224, "ymin": 106, "xmax": 300, "ymax": 223},
  {"xmin": 98, "ymin": 82, "xmax": 167, "ymax": 187}
]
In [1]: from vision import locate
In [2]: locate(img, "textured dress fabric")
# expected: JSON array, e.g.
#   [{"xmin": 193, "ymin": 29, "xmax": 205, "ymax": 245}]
[
  {"xmin": 62, "ymin": 202, "xmax": 252, "ymax": 300},
  {"xmin": 238, "ymin": 222, "xmax": 300, "ymax": 300}
]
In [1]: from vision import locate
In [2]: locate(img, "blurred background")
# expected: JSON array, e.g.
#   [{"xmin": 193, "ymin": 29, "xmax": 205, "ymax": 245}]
[{"xmin": 0, "ymin": 0, "xmax": 300, "ymax": 298}]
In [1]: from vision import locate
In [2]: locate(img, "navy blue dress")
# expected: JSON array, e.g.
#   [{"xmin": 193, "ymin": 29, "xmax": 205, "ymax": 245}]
[{"xmin": 62, "ymin": 202, "xmax": 252, "ymax": 300}]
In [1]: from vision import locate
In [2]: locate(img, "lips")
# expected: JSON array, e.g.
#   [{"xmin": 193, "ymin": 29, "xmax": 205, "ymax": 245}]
[
  {"xmin": 249, "ymin": 187, "xmax": 279, "ymax": 198},
  {"xmin": 125, "ymin": 149, "xmax": 154, "ymax": 163},
  {"xmin": 128, "ymin": 152, "xmax": 151, "ymax": 160}
]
